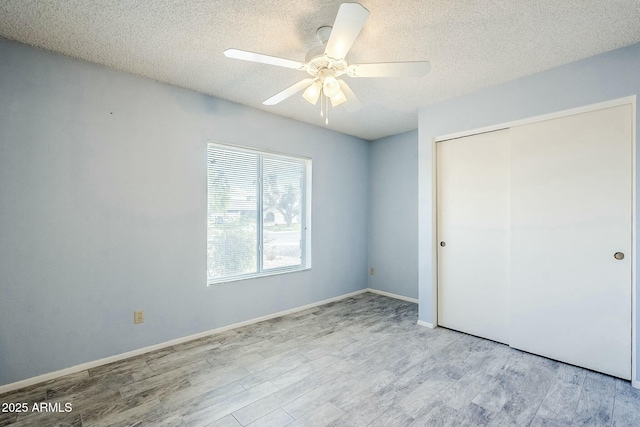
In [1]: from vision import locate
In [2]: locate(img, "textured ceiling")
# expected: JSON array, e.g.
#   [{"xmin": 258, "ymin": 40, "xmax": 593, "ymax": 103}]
[{"xmin": 1, "ymin": 1, "xmax": 640, "ymax": 140}]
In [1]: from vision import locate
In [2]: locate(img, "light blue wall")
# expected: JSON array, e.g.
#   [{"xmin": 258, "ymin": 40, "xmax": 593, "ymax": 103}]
[
  {"xmin": 0, "ymin": 38, "xmax": 370, "ymax": 386},
  {"xmin": 368, "ymin": 130, "xmax": 418, "ymax": 299},
  {"xmin": 418, "ymin": 42, "xmax": 640, "ymax": 379}
]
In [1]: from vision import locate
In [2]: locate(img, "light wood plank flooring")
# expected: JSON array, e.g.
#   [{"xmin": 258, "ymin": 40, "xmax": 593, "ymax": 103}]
[{"xmin": 2, "ymin": 293, "xmax": 640, "ymax": 427}]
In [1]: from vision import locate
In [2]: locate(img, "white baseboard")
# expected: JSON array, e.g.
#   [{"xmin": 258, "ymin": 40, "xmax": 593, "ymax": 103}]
[
  {"xmin": 633, "ymin": 379, "xmax": 640, "ymax": 390},
  {"xmin": 417, "ymin": 320, "xmax": 435, "ymax": 329},
  {"xmin": 0, "ymin": 288, "xmax": 369, "ymax": 394},
  {"xmin": 8, "ymin": 284, "xmax": 620, "ymax": 393},
  {"xmin": 367, "ymin": 288, "xmax": 419, "ymax": 304}
]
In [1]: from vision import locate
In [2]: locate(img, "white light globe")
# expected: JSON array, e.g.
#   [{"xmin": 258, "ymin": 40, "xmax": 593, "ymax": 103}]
[{"xmin": 322, "ymin": 75, "xmax": 340, "ymax": 98}]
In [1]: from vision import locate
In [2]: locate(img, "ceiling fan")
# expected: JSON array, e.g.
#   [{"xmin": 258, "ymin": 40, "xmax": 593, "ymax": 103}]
[{"xmin": 223, "ymin": 3, "xmax": 430, "ymax": 121}]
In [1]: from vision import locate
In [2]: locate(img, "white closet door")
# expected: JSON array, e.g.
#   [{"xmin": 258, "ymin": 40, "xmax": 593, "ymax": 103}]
[
  {"xmin": 509, "ymin": 104, "xmax": 632, "ymax": 379},
  {"xmin": 437, "ymin": 130, "xmax": 510, "ymax": 344}
]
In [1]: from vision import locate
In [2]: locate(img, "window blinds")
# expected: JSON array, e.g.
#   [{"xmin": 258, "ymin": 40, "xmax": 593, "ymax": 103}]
[{"xmin": 207, "ymin": 143, "xmax": 309, "ymax": 283}]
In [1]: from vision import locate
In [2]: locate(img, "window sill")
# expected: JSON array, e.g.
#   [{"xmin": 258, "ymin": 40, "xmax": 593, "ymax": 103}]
[{"xmin": 207, "ymin": 265, "xmax": 311, "ymax": 286}]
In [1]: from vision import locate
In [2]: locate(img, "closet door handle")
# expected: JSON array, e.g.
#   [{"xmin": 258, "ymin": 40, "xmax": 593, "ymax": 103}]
[
  {"xmin": 440, "ymin": 241, "xmax": 446, "ymax": 247},
  {"xmin": 614, "ymin": 252, "xmax": 624, "ymax": 260}
]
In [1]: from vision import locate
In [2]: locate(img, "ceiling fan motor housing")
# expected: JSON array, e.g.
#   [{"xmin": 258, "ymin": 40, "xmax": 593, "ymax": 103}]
[{"xmin": 305, "ymin": 54, "xmax": 347, "ymax": 78}]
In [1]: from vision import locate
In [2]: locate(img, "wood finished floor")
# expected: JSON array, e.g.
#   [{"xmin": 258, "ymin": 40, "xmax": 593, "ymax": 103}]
[{"xmin": 2, "ymin": 293, "xmax": 640, "ymax": 427}]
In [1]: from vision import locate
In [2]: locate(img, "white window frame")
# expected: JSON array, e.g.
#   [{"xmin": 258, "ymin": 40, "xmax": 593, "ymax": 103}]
[{"xmin": 207, "ymin": 142, "xmax": 312, "ymax": 285}]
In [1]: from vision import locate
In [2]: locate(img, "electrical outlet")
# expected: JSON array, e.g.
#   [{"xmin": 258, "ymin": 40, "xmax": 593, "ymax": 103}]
[
  {"xmin": 370, "ymin": 267, "xmax": 375, "ymax": 276},
  {"xmin": 134, "ymin": 310, "xmax": 144, "ymax": 324}
]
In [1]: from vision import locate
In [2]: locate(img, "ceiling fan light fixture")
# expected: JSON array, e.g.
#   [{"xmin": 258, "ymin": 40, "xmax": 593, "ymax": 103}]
[
  {"xmin": 322, "ymin": 75, "xmax": 341, "ymax": 98},
  {"xmin": 302, "ymin": 81, "xmax": 322, "ymax": 105},
  {"xmin": 223, "ymin": 3, "xmax": 429, "ymax": 117},
  {"xmin": 330, "ymin": 90, "xmax": 347, "ymax": 107}
]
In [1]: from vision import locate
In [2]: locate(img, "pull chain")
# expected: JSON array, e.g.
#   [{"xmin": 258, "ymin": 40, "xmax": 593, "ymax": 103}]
[
  {"xmin": 318, "ymin": 91, "xmax": 330, "ymax": 125},
  {"xmin": 325, "ymin": 96, "xmax": 329, "ymax": 125}
]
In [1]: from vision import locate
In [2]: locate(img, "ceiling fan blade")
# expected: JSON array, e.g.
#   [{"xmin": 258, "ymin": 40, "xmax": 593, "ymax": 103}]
[
  {"xmin": 263, "ymin": 78, "xmax": 315, "ymax": 105},
  {"xmin": 348, "ymin": 61, "xmax": 431, "ymax": 77},
  {"xmin": 224, "ymin": 48, "xmax": 305, "ymax": 70},
  {"xmin": 338, "ymin": 80, "xmax": 362, "ymax": 112},
  {"xmin": 324, "ymin": 3, "xmax": 370, "ymax": 60}
]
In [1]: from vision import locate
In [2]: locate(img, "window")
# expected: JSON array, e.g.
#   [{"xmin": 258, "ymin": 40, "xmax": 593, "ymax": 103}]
[{"xmin": 207, "ymin": 143, "xmax": 311, "ymax": 284}]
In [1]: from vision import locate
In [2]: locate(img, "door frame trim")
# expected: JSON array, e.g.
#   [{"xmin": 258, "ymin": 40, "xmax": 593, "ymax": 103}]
[{"xmin": 431, "ymin": 95, "xmax": 637, "ymax": 386}]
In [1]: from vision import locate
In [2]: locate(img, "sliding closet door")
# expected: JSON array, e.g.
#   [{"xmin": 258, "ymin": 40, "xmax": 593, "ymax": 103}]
[
  {"xmin": 509, "ymin": 104, "xmax": 632, "ymax": 379},
  {"xmin": 437, "ymin": 130, "xmax": 510, "ymax": 344}
]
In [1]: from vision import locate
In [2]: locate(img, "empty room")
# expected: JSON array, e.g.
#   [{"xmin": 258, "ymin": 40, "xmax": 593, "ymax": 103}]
[{"xmin": 2, "ymin": 1, "xmax": 640, "ymax": 426}]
